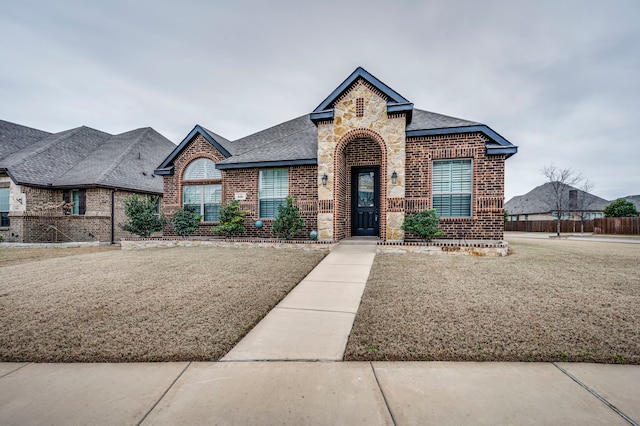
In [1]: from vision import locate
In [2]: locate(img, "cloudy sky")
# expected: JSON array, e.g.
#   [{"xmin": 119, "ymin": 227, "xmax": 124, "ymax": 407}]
[{"xmin": 1, "ymin": 0, "xmax": 638, "ymax": 201}]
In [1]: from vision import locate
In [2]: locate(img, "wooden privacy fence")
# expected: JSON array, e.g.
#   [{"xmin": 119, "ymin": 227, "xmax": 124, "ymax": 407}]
[
  {"xmin": 506, "ymin": 218, "xmax": 640, "ymax": 235},
  {"xmin": 505, "ymin": 220, "xmax": 594, "ymax": 233},
  {"xmin": 593, "ymin": 217, "xmax": 640, "ymax": 235}
]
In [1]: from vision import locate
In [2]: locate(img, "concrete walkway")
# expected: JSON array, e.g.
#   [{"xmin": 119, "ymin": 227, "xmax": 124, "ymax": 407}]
[
  {"xmin": 1, "ymin": 361, "xmax": 638, "ymax": 425},
  {"xmin": 223, "ymin": 241, "xmax": 377, "ymax": 361}
]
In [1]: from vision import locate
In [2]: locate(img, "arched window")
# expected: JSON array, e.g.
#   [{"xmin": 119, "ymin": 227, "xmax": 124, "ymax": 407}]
[
  {"xmin": 183, "ymin": 158, "xmax": 222, "ymax": 222},
  {"xmin": 184, "ymin": 158, "xmax": 221, "ymax": 180}
]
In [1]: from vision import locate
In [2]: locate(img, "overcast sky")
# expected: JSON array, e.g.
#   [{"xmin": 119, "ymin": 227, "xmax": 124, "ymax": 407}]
[{"xmin": 1, "ymin": 0, "xmax": 638, "ymax": 201}]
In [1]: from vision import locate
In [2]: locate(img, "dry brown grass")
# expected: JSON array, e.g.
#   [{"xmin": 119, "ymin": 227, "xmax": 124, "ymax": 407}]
[
  {"xmin": 345, "ymin": 237, "xmax": 640, "ymax": 364},
  {"xmin": 0, "ymin": 246, "xmax": 327, "ymax": 362},
  {"xmin": 0, "ymin": 245, "xmax": 119, "ymax": 267}
]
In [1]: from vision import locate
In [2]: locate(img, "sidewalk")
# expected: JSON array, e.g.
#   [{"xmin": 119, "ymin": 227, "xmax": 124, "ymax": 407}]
[{"xmin": 1, "ymin": 361, "xmax": 638, "ymax": 425}]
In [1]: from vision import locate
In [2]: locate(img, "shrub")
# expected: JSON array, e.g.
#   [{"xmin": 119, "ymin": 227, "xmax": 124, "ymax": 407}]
[
  {"xmin": 120, "ymin": 195, "xmax": 164, "ymax": 237},
  {"xmin": 271, "ymin": 196, "xmax": 305, "ymax": 240},
  {"xmin": 171, "ymin": 206, "xmax": 201, "ymax": 236},
  {"xmin": 212, "ymin": 200, "xmax": 248, "ymax": 237},
  {"xmin": 401, "ymin": 209, "xmax": 443, "ymax": 242},
  {"xmin": 0, "ymin": 234, "xmax": 3, "ymax": 242},
  {"xmin": 603, "ymin": 198, "xmax": 638, "ymax": 217}
]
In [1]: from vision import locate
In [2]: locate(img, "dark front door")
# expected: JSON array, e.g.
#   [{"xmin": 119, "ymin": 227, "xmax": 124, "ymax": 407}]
[{"xmin": 352, "ymin": 167, "xmax": 380, "ymax": 236}]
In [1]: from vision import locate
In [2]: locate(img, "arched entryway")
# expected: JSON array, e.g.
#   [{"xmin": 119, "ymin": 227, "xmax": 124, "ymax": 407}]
[{"xmin": 334, "ymin": 129, "xmax": 387, "ymax": 240}]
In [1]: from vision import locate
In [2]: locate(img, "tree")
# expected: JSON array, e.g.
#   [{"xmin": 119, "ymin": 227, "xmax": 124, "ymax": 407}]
[
  {"xmin": 541, "ymin": 164, "xmax": 584, "ymax": 237},
  {"xmin": 603, "ymin": 198, "xmax": 638, "ymax": 217},
  {"xmin": 171, "ymin": 206, "xmax": 201, "ymax": 236},
  {"xmin": 120, "ymin": 195, "xmax": 164, "ymax": 237},
  {"xmin": 573, "ymin": 180, "xmax": 597, "ymax": 233},
  {"xmin": 271, "ymin": 196, "xmax": 305, "ymax": 240},
  {"xmin": 401, "ymin": 209, "xmax": 443, "ymax": 242},
  {"xmin": 212, "ymin": 200, "xmax": 248, "ymax": 237}
]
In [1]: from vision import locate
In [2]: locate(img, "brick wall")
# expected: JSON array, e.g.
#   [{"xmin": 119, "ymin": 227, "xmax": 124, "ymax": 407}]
[
  {"xmin": 161, "ymin": 134, "xmax": 319, "ymax": 239},
  {"xmin": 5, "ymin": 186, "xmax": 160, "ymax": 243},
  {"xmin": 405, "ymin": 132, "xmax": 505, "ymax": 240}
]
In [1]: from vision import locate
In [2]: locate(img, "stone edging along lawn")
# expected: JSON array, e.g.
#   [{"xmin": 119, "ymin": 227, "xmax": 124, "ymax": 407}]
[{"xmin": 121, "ymin": 237, "xmax": 508, "ymax": 256}]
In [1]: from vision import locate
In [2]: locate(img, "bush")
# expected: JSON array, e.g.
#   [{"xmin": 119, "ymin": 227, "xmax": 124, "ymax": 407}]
[
  {"xmin": 212, "ymin": 200, "xmax": 248, "ymax": 237},
  {"xmin": 171, "ymin": 206, "xmax": 201, "ymax": 236},
  {"xmin": 0, "ymin": 234, "xmax": 3, "ymax": 242},
  {"xmin": 271, "ymin": 196, "xmax": 305, "ymax": 240},
  {"xmin": 401, "ymin": 209, "xmax": 443, "ymax": 242},
  {"xmin": 120, "ymin": 195, "xmax": 164, "ymax": 237},
  {"xmin": 603, "ymin": 198, "xmax": 638, "ymax": 217}
]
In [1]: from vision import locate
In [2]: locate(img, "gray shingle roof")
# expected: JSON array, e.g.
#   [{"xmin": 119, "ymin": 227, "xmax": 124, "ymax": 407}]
[
  {"xmin": 217, "ymin": 115, "xmax": 317, "ymax": 167},
  {"xmin": 0, "ymin": 121, "xmax": 175, "ymax": 194},
  {"xmin": 505, "ymin": 182, "xmax": 610, "ymax": 215},
  {"xmin": 0, "ymin": 120, "xmax": 52, "ymax": 160},
  {"xmin": 407, "ymin": 109, "xmax": 479, "ymax": 130}
]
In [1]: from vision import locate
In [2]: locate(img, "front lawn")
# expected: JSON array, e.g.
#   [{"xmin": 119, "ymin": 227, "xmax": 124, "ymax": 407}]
[
  {"xmin": 0, "ymin": 246, "xmax": 327, "ymax": 362},
  {"xmin": 345, "ymin": 237, "xmax": 640, "ymax": 363}
]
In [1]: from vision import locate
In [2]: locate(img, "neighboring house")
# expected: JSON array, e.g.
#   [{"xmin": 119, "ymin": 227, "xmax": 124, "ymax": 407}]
[
  {"xmin": 156, "ymin": 67, "xmax": 517, "ymax": 242},
  {"xmin": 623, "ymin": 195, "xmax": 640, "ymax": 212},
  {"xmin": 505, "ymin": 182, "xmax": 610, "ymax": 221},
  {"xmin": 0, "ymin": 120, "xmax": 175, "ymax": 243}
]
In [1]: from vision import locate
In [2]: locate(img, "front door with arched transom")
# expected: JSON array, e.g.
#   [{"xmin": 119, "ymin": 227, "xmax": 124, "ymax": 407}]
[{"xmin": 351, "ymin": 166, "xmax": 379, "ymax": 236}]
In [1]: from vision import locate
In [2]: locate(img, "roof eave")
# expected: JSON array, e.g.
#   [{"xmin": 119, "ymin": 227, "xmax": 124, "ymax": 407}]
[
  {"xmin": 156, "ymin": 125, "xmax": 231, "ymax": 175},
  {"xmin": 406, "ymin": 125, "xmax": 518, "ymax": 158},
  {"xmin": 216, "ymin": 158, "xmax": 317, "ymax": 170}
]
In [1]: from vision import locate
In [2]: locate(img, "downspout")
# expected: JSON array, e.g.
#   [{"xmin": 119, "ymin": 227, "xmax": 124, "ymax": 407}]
[{"xmin": 111, "ymin": 189, "xmax": 116, "ymax": 244}]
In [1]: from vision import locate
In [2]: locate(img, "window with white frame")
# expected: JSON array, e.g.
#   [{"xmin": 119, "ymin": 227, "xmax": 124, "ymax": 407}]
[
  {"xmin": 432, "ymin": 159, "xmax": 472, "ymax": 217},
  {"xmin": 259, "ymin": 168, "xmax": 288, "ymax": 218},
  {"xmin": 0, "ymin": 187, "xmax": 9, "ymax": 227},
  {"xmin": 183, "ymin": 158, "xmax": 222, "ymax": 222}
]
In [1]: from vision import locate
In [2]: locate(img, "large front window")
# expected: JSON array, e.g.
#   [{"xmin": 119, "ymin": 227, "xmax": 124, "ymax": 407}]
[
  {"xmin": 432, "ymin": 159, "xmax": 472, "ymax": 217},
  {"xmin": 259, "ymin": 168, "xmax": 288, "ymax": 218},
  {"xmin": 0, "ymin": 187, "xmax": 9, "ymax": 227},
  {"xmin": 182, "ymin": 158, "xmax": 221, "ymax": 222},
  {"xmin": 183, "ymin": 184, "xmax": 221, "ymax": 222}
]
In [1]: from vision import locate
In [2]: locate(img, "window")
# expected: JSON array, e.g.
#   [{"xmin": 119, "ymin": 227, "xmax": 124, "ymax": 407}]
[
  {"xmin": 259, "ymin": 168, "xmax": 288, "ymax": 218},
  {"xmin": 0, "ymin": 187, "xmax": 9, "ymax": 227},
  {"xmin": 63, "ymin": 189, "xmax": 86, "ymax": 215},
  {"xmin": 182, "ymin": 158, "xmax": 222, "ymax": 222},
  {"xmin": 183, "ymin": 184, "xmax": 221, "ymax": 222},
  {"xmin": 432, "ymin": 159, "xmax": 472, "ymax": 217},
  {"xmin": 184, "ymin": 158, "xmax": 221, "ymax": 180}
]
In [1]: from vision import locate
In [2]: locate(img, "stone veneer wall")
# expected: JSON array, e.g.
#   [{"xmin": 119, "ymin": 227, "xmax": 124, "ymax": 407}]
[
  {"xmin": 316, "ymin": 79, "xmax": 406, "ymax": 241},
  {"xmin": 405, "ymin": 132, "xmax": 505, "ymax": 240}
]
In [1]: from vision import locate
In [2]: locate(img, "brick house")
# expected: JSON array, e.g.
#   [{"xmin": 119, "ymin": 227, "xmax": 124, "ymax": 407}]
[
  {"xmin": 156, "ymin": 67, "xmax": 518, "ymax": 241},
  {"xmin": 0, "ymin": 120, "xmax": 175, "ymax": 243}
]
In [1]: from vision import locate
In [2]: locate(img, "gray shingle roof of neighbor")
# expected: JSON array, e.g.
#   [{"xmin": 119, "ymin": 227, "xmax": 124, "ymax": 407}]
[
  {"xmin": 0, "ymin": 120, "xmax": 52, "ymax": 159},
  {"xmin": 505, "ymin": 182, "xmax": 610, "ymax": 215},
  {"xmin": 0, "ymin": 121, "xmax": 175, "ymax": 194},
  {"xmin": 623, "ymin": 195, "xmax": 640, "ymax": 211}
]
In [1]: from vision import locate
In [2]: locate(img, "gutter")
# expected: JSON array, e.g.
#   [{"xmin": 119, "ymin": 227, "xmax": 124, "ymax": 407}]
[{"xmin": 111, "ymin": 189, "xmax": 116, "ymax": 244}]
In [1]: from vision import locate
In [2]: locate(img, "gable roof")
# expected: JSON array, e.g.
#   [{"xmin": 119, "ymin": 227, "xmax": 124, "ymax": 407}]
[
  {"xmin": 157, "ymin": 67, "xmax": 518, "ymax": 171},
  {"xmin": 310, "ymin": 66, "xmax": 413, "ymax": 124},
  {"xmin": 623, "ymin": 195, "xmax": 640, "ymax": 211},
  {"xmin": 0, "ymin": 121, "xmax": 175, "ymax": 194},
  {"xmin": 505, "ymin": 182, "xmax": 610, "ymax": 215},
  {"xmin": 155, "ymin": 124, "xmax": 233, "ymax": 175}
]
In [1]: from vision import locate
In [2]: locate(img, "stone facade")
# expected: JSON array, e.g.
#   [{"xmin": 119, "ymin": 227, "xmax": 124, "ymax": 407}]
[{"xmin": 317, "ymin": 80, "xmax": 406, "ymax": 241}]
